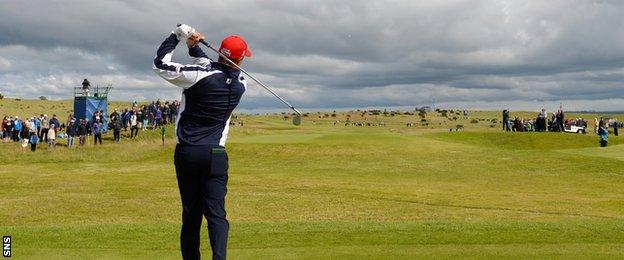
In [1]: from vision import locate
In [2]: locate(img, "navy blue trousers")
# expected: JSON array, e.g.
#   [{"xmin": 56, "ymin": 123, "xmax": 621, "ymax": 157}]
[{"xmin": 174, "ymin": 145, "xmax": 229, "ymax": 260}]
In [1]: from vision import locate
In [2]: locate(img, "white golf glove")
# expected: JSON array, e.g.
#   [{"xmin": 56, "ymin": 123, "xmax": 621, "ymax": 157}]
[{"xmin": 173, "ymin": 24, "xmax": 196, "ymax": 40}]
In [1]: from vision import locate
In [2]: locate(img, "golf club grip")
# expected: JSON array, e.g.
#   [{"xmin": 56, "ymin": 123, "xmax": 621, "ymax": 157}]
[{"xmin": 199, "ymin": 39, "xmax": 210, "ymax": 48}]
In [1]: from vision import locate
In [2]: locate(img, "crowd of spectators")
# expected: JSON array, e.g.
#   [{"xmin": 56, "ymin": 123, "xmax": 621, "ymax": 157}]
[
  {"xmin": 502, "ymin": 107, "xmax": 583, "ymax": 132},
  {"xmin": 503, "ymin": 106, "xmax": 620, "ymax": 147},
  {"xmin": 0, "ymin": 99, "xmax": 180, "ymax": 151}
]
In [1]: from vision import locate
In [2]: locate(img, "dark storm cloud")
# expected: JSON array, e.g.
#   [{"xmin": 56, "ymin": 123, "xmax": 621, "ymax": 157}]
[{"xmin": 0, "ymin": 0, "xmax": 623, "ymax": 110}]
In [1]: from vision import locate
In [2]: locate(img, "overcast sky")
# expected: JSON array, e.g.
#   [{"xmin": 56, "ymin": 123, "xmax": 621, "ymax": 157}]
[{"xmin": 0, "ymin": 0, "xmax": 623, "ymax": 111}]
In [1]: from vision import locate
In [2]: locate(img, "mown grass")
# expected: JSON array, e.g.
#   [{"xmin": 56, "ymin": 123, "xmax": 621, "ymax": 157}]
[
  {"xmin": 1, "ymin": 99, "xmax": 623, "ymax": 259},
  {"xmin": 432, "ymin": 131, "xmax": 624, "ymax": 150}
]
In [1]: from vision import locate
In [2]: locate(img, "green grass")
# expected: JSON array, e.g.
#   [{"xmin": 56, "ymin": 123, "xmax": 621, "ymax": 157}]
[
  {"xmin": 432, "ymin": 131, "xmax": 624, "ymax": 150},
  {"xmin": 1, "ymin": 99, "xmax": 624, "ymax": 258}
]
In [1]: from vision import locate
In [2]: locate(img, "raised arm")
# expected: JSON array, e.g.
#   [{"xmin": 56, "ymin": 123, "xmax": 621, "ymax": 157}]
[
  {"xmin": 153, "ymin": 24, "xmax": 213, "ymax": 89},
  {"xmin": 189, "ymin": 45, "xmax": 212, "ymax": 67}
]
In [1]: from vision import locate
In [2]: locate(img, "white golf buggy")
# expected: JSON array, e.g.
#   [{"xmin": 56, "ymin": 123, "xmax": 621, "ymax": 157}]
[{"xmin": 563, "ymin": 120, "xmax": 587, "ymax": 134}]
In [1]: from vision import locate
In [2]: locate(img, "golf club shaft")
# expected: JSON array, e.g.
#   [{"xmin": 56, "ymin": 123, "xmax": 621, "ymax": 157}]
[{"xmin": 199, "ymin": 40, "xmax": 301, "ymax": 115}]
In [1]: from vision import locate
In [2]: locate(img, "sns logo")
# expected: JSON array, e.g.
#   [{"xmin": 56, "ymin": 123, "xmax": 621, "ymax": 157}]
[{"xmin": 2, "ymin": 236, "xmax": 9, "ymax": 257}]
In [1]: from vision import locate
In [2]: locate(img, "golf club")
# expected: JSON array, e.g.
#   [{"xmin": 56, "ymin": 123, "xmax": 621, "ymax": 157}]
[{"xmin": 196, "ymin": 37, "xmax": 302, "ymax": 126}]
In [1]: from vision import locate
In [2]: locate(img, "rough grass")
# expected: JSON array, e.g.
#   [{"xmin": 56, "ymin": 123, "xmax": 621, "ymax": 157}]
[{"xmin": 1, "ymin": 99, "xmax": 624, "ymax": 259}]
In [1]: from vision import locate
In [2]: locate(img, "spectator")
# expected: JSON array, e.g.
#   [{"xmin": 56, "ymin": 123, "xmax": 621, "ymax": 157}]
[
  {"xmin": 556, "ymin": 107, "xmax": 565, "ymax": 132},
  {"xmin": 67, "ymin": 119, "xmax": 77, "ymax": 148},
  {"xmin": 170, "ymin": 101, "xmax": 178, "ymax": 123},
  {"xmin": 598, "ymin": 120, "xmax": 608, "ymax": 147},
  {"xmin": 537, "ymin": 109, "xmax": 547, "ymax": 132},
  {"xmin": 13, "ymin": 116, "xmax": 22, "ymax": 142},
  {"xmin": 513, "ymin": 117, "xmax": 523, "ymax": 132},
  {"xmin": 50, "ymin": 114, "xmax": 60, "ymax": 133},
  {"xmin": 34, "ymin": 116, "xmax": 41, "ymax": 136},
  {"xmin": 30, "ymin": 117, "xmax": 38, "ymax": 133},
  {"xmin": 85, "ymin": 118, "xmax": 92, "ymax": 143},
  {"xmin": 110, "ymin": 109, "xmax": 120, "ymax": 122},
  {"xmin": 66, "ymin": 114, "xmax": 75, "ymax": 128},
  {"xmin": 550, "ymin": 113, "xmax": 558, "ymax": 132},
  {"xmin": 148, "ymin": 111, "xmax": 155, "ymax": 129},
  {"xmin": 139, "ymin": 110, "xmax": 148, "ymax": 131},
  {"xmin": 162, "ymin": 104, "xmax": 171, "ymax": 125},
  {"xmin": 78, "ymin": 119, "xmax": 87, "ymax": 146},
  {"xmin": 92, "ymin": 111, "xmax": 101, "ymax": 124},
  {"xmin": 20, "ymin": 124, "xmax": 30, "ymax": 151},
  {"xmin": 92, "ymin": 120, "xmax": 102, "ymax": 145},
  {"xmin": 2, "ymin": 116, "xmax": 10, "ymax": 143},
  {"xmin": 122, "ymin": 108, "xmax": 130, "ymax": 131},
  {"xmin": 4, "ymin": 117, "xmax": 13, "ymax": 142},
  {"xmin": 40, "ymin": 114, "xmax": 49, "ymax": 142},
  {"xmin": 111, "ymin": 114, "xmax": 122, "ymax": 143},
  {"xmin": 502, "ymin": 109, "xmax": 511, "ymax": 132},
  {"xmin": 155, "ymin": 109, "xmax": 162, "ymax": 128},
  {"xmin": 130, "ymin": 111, "xmax": 139, "ymax": 138},
  {"xmin": 29, "ymin": 132, "xmax": 39, "ymax": 152},
  {"xmin": 82, "ymin": 78, "xmax": 91, "ymax": 96},
  {"xmin": 48, "ymin": 123, "xmax": 56, "ymax": 148}
]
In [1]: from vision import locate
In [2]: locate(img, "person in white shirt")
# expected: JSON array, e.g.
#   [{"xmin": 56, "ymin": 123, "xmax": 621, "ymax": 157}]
[
  {"xmin": 47, "ymin": 124, "xmax": 56, "ymax": 148},
  {"xmin": 130, "ymin": 112, "xmax": 139, "ymax": 138}
]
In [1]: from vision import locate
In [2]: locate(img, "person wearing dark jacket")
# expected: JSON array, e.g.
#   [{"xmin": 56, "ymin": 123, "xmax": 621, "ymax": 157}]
[
  {"xmin": 110, "ymin": 109, "xmax": 120, "ymax": 122},
  {"xmin": 122, "ymin": 109, "xmax": 130, "ymax": 131},
  {"xmin": 502, "ymin": 109, "xmax": 509, "ymax": 131},
  {"xmin": 82, "ymin": 78, "xmax": 91, "ymax": 96},
  {"xmin": 29, "ymin": 133, "xmax": 39, "ymax": 152},
  {"xmin": 556, "ymin": 107, "xmax": 565, "ymax": 132},
  {"xmin": 20, "ymin": 124, "xmax": 30, "ymax": 151},
  {"xmin": 67, "ymin": 120, "xmax": 78, "ymax": 148},
  {"xmin": 598, "ymin": 120, "xmax": 609, "ymax": 147},
  {"xmin": 111, "ymin": 115, "xmax": 122, "ymax": 143},
  {"xmin": 77, "ymin": 119, "xmax": 87, "ymax": 146},
  {"xmin": 92, "ymin": 120, "xmax": 102, "ymax": 145},
  {"xmin": 153, "ymin": 24, "xmax": 250, "ymax": 260},
  {"xmin": 49, "ymin": 115, "xmax": 60, "ymax": 133}
]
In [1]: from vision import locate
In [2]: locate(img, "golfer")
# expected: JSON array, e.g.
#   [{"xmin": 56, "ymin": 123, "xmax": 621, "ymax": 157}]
[{"xmin": 153, "ymin": 24, "xmax": 251, "ymax": 260}]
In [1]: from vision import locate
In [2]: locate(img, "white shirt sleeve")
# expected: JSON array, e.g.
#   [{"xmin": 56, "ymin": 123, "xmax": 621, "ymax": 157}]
[{"xmin": 153, "ymin": 33, "xmax": 215, "ymax": 89}]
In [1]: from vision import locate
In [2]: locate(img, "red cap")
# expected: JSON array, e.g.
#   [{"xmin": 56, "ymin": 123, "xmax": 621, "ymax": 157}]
[{"xmin": 219, "ymin": 35, "xmax": 252, "ymax": 59}]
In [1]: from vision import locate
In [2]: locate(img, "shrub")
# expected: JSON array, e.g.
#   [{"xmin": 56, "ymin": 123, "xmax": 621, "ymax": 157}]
[{"xmin": 470, "ymin": 119, "xmax": 479, "ymax": 124}]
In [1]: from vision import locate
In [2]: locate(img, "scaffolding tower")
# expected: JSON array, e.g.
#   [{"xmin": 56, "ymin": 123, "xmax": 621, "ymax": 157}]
[{"xmin": 73, "ymin": 84, "xmax": 113, "ymax": 131}]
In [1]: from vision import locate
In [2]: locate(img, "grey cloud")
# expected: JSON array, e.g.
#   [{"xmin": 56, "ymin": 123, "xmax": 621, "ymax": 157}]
[{"xmin": 0, "ymin": 0, "xmax": 623, "ymax": 110}]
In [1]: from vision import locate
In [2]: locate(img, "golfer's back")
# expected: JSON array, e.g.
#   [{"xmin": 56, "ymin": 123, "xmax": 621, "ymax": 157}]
[
  {"xmin": 177, "ymin": 62, "xmax": 246, "ymax": 147},
  {"xmin": 152, "ymin": 32, "xmax": 247, "ymax": 147}
]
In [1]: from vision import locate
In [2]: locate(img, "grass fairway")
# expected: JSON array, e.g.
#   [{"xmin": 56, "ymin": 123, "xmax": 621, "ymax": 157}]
[{"xmin": 1, "ymin": 100, "xmax": 624, "ymax": 258}]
